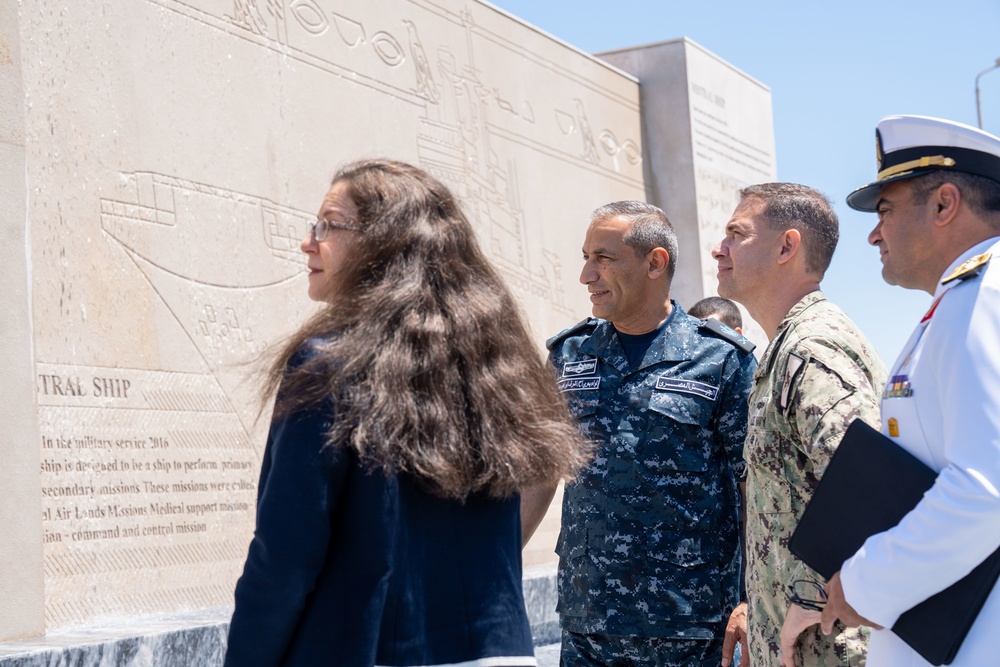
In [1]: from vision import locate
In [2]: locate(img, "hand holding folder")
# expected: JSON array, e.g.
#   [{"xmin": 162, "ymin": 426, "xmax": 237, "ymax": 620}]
[{"xmin": 788, "ymin": 418, "xmax": 1000, "ymax": 666}]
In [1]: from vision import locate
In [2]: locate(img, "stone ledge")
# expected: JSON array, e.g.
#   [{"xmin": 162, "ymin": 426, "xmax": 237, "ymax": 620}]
[
  {"xmin": 535, "ymin": 643, "xmax": 561, "ymax": 667},
  {"xmin": 0, "ymin": 565, "xmax": 558, "ymax": 667},
  {"xmin": 522, "ymin": 563, "xmax": 559, "ymax": 646},
  {"xmin": 0, "ymin": 608, "xmax": 230, "ymax": 667}
]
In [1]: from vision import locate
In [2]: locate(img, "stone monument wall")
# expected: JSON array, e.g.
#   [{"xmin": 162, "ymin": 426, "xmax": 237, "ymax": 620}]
[
  {"xmin": 1, "ymin": 3, "xmax": 776, "ymax": 655},
  {"xmin": 2, "ymin": 0, "xmax": 645, "ymax": 640}
]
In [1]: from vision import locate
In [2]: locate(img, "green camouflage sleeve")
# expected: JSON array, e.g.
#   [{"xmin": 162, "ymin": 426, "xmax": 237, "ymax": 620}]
[
  {"xmin": 784, "ymin": 336, "xmax": 883, "ymax": 478},
  {"xmin": 781, "ymin": 336, "xmax": 885, "ymax": 585}
]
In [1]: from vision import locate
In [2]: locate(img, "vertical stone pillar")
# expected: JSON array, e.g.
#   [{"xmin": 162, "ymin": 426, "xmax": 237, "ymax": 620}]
[
  {"xmin": 599, "ymin": 38, "xmax": 777, "ymax": 346},
  {"xmin": 0, "ymin": 2, "xmax": 46, "ymax": 642}
]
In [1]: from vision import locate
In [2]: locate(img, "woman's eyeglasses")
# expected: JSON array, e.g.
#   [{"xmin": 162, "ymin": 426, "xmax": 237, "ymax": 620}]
[{"xmin": 310, "ymin": 217, "xmax": 359, "ymax": 241}]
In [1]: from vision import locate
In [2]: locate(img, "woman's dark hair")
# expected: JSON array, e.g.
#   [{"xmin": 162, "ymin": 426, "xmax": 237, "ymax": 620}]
[{"xmin": 264, "ymin": 159, "xmax": 590, "ymax": 500}]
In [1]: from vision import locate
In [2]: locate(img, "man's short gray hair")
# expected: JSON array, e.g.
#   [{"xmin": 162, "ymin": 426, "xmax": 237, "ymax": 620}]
[{"xmin": 590, "ymin": 200, "xmax": 679, "ymax": 279}]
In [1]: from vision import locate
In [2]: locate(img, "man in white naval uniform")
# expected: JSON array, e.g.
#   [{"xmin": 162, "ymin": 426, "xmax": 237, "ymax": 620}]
[{"xmin": 814, "ymin": 115, "xmax": 1000, "ymax": 666}]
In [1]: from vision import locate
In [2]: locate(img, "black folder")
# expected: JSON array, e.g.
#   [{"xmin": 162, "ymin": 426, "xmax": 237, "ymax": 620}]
[{"xmin": 788, "ymin": 418, "xmax": 1000, "ymax": 665}]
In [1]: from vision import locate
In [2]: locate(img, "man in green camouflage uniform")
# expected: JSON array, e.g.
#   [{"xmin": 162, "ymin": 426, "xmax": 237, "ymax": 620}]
[
  {"xmin": 522, "ymin": 201, "xmax": 757, "ymax": 666},
  {"xmin": 712, "ymin": 184, "xmax": 886, "ymax": 667}
]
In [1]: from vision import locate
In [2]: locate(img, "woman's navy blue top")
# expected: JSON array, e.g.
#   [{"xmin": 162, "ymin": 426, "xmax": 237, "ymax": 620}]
[{"xmin": 224, "ymin": 394, "xmax": 536, "ymax": 666}]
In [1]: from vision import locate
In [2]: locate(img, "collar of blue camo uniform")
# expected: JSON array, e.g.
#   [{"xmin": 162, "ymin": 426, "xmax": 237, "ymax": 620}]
[{"xmin": 846, "ymin": 115, "xmax": 1000, "ymax": 212}]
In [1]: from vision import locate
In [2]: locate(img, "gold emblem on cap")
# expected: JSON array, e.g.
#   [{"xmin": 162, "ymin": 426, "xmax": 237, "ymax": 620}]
[
  {"xmin": 875, "ymin": 130, "xmax": 883, "ymax": 171},
  {"xmin": 878, "ymin": 155, "xmax": 956, "ymax": 182},
  {"xmin": 942, "ymin": 252, "xmax": 992, "ymax": 285}
]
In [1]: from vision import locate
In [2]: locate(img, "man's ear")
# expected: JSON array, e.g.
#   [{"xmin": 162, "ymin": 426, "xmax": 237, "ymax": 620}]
[
  {"xmin": 647, "ymin": 247, "xmax": 669, "ymax": 278},
  {"xmin": 776, "ymin": 229, "xmax": 801, "ymax": 266},
  {"xmin": 933, "ymin": 182, "xmax": 961, "ymax": 228}
]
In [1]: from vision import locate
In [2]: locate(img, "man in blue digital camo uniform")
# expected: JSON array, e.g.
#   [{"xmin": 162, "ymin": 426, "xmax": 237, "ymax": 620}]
[{"xmin": 522, "ymin": 201, "xmax": 757, "ymax": 666}]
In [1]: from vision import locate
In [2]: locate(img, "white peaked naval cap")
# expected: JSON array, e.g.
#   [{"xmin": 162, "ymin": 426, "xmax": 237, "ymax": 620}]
[{"xmin": 847, "ymin": 115, "xmax": 1000, "ymax": 212}]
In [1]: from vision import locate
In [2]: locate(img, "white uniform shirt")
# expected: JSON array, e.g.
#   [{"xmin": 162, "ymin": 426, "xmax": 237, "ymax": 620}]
[{"xmin": 840, "ymin": 237, "xmax": 1000, "ymax": 666}]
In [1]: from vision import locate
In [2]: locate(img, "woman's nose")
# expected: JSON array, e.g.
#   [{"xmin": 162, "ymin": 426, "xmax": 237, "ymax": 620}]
[{"xmin": 301, "ymin": 225, "xmax": 319, "ymax": 254}]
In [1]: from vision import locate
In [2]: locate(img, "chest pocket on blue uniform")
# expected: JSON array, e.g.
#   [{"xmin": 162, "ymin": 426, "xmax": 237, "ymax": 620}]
[
  {"xmin": 566, "ymin": 391, "xmax": 598, "ymax": 417},
  {"xmin": 565, "ymin": 390, "xmax": 600, "ymax": 439},
  {"xmin": 643, "ymin": 390, "xmax": 712, "ymax": 472}
]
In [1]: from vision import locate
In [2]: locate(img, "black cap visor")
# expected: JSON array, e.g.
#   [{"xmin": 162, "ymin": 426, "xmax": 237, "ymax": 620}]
[
  {"xmin": 847, "ymin": 145, "xmax": 1000, "ymax": 212},
  {"xmin": 847, "ymin": 169, "xmax": 941, "ymax": 212}
]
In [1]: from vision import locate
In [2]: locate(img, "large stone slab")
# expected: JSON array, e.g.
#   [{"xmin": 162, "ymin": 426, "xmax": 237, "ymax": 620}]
[
  {"xmin": 4, "ymin": 0, "xmax": 646, "ymax": 639},
  {"xmin": 0, "ymin": 0, "xmax": 46, "ymax": 643},
  {"xmin": 600, "ymin": 38, "xmax": 777, "ymax": 347}
]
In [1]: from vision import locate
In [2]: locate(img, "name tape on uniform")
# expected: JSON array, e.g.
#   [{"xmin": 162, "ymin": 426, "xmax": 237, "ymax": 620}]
[
  {"xmin": 558, "ymin": 377, "xmax": 601, "ymax": 393},
  {"xmin": 655, "ymin": 376, "xmax": 719, "ymax": 401}
]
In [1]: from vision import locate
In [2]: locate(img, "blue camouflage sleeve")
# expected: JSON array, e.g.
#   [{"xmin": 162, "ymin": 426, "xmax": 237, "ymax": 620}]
[{"xmin": 714, "ymin": 349, "xmax": 757, "ymax": 483}]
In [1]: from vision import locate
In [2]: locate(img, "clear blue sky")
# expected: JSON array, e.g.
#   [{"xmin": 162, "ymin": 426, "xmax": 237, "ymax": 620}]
[{"xmin": 489, "ymin": 0, "xmax": 1000, "ymax": 365}]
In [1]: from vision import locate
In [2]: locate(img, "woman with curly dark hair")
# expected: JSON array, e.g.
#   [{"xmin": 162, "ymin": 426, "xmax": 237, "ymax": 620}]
[{"xmin": 224, "ymin": 159, "xmax": 590, "ymax": 667}]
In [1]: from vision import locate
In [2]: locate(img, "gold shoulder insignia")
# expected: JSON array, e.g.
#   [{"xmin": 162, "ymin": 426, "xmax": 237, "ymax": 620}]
[{"xmin": 941, "ymin": 252, "xmax": 992, "ymax": 285}]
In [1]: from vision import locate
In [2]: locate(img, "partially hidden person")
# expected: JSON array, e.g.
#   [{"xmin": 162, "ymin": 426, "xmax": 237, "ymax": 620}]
[{"xmin": 688, "ymin": 295, "xmax": 745, "ymax": 334}]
